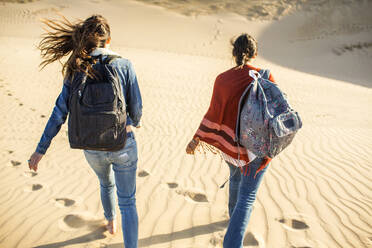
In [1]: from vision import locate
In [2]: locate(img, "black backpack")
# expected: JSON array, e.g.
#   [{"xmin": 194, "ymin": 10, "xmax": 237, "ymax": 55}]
[{"xmin": 68, "ymin": 55, "xmax": 127, "ymax": 151}]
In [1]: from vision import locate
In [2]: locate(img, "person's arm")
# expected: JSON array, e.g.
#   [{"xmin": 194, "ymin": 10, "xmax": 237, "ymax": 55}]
[
  {"xmin": 36, "ymin": 82, "xmax": 70, "ymax": 154},
  {"xmin": 186, "ymin": 136, "xmax": 200, "ymax": 155},
  {"xmin": 29, "ymin": 81, "xmax": 70, "ymax": 171},
  {"xmin": 118, "ymin": 60, "xmax": 142, "ymax": 127},
  {"xmin": 186, "ymin": 75, "xmax": 221, "ymax": 154}
]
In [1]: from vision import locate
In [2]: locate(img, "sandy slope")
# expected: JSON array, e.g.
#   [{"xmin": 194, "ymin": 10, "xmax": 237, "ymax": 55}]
[{"xmin": 0, "ymin": 0, "xmax": 371, "ymax": 247}]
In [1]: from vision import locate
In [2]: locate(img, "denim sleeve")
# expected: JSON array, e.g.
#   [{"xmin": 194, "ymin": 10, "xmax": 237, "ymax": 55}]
[
  {"xmin": 117, "ymin": 60, "xmax": 143, "ymax": 127},
  {"xmin": 36, "ymin": 82, "xmax": 70, "ymax": 154}
]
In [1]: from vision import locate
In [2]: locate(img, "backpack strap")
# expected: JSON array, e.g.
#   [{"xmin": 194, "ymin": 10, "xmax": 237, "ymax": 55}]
[
  {"xmin": 103, "ymin": 55, "xmax": 121, "ymax": 64},
  {"xmin": 259, "ymin": 69, "xmax": 271, "ymax": 80}
]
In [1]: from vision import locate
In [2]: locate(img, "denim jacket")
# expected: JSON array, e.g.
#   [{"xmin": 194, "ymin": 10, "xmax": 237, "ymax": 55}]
[{"xmin": 36, "ymin": 48, "xmax": 143, "ymax": 154}]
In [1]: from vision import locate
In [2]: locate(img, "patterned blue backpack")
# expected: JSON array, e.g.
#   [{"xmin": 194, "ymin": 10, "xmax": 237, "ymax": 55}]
[{"xmin": 236, "ymin": 69, "xmax": 302, "ymax": 158}]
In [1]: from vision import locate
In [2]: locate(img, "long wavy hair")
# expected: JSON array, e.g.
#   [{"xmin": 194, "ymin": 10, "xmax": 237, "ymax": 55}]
[{"xmin": 38, "ymin": 14, "xmax": 111, "ymax": 80}]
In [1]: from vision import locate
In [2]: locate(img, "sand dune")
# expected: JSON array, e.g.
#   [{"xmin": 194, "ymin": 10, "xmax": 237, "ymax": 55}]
[
  {"xmin": 0, "ymin": 0, "xmax": 371, "ymax": 247},
  {"xmin": 133, "ymin": 0, "xmax": 369, "ymax": 21}
]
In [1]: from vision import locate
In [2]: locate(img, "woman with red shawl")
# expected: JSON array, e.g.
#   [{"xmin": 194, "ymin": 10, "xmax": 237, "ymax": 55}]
[{"xmin": 186, "ymin": 34, "xmax": 274, "ymax": 248}]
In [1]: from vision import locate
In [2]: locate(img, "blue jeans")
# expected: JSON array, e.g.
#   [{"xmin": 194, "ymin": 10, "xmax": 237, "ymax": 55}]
[
  {"xmin": 83, "ymin": 132, "xmax": 138, "ymax": 248},
  {"xmin": 224, "ymin": 158, "xmax": 269, "ymax": 248}
]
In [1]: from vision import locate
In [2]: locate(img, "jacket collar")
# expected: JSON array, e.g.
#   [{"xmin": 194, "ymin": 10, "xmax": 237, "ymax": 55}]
[{"xmin": 90, "ymin": 47, "xmax": 120, "ymax": 57}]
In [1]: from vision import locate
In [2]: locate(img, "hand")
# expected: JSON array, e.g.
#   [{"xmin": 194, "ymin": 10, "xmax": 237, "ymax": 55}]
[
  {"xmin": 136, "ymin": 120, "xmax": 142, "ymax": 128},
  {"xmin": 186, "ymin": 137, "xmax": 199, "ymax": 155},
  {"xmin": 28, "ymin": 152, "xmax": 43, "ymax": 172}
]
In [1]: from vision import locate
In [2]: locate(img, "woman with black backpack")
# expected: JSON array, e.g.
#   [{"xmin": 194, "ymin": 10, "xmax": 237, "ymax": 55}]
[
  {"xmin": 186, "ymin": 34, "xmax": 275, "ymax": 248},
  {"xmin": 28, "ymin": 15, "xmax": 142, "ymax": 248}
]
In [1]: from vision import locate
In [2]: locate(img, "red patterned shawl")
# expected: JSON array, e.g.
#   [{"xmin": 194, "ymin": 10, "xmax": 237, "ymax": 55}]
[{"xmin": 194, "ymin": 65, "xmax": 275, "ymax": 175}]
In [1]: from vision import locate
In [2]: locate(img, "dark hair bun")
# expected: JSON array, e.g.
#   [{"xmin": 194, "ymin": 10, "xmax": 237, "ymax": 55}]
[{"xmin": 231, "ymin": 34, "xmax": 258, "ymax": 66}]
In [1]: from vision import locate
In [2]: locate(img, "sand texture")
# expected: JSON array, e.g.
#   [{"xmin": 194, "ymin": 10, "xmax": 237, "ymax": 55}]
[{"xmin": 0, "ymin": 0, "xmax": 371, "ymax": 247}]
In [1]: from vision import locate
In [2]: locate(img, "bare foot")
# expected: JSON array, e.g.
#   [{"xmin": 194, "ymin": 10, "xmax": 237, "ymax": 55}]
[{"xmin": 106, "ymin": 219, "xmax": 117, "ymax": 235}]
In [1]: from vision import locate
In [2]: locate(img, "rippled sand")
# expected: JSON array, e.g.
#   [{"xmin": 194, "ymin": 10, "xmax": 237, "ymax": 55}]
[{"xmin": 0, "ymin": 0, "xmax": 371, "ymax": 247}]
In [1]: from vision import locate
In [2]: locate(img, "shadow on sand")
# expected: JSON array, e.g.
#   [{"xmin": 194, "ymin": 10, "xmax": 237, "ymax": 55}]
[
  {"xmin": 258, "ymin": 5, "xmax": 372, "ymax": 88},
  {"xmin": 107, "ymin": 220, "xmax": 229, "ymax": 248},
  {"xmin": 32, "ymin": 220, "xmax": 228, "ymax": 248},
  {"xmin": 33, "ymin": 226, "xmax": 107, "ymax": 248}
]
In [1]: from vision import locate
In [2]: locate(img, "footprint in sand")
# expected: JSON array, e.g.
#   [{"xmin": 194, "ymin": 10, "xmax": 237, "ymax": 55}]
[
  {"xmin": 8, "ymin": 150, "xmax": 13, "ymax": 154},
  {"xmin": 32, "ymin": 184, "xmax": 43, "ymax": 191},
  {"xmin": 138, "ymin": 170, "xmax": 150, "ymax": 177},
  {"xmin": 210, "ymin": 231, "xmax": 224, "ymax": 246},
  {"xmin": 166, "ymin": 182, "xmax": 178, "ymax": 189},
  {"xmin": 24, "ymin": 183, "xmax": 43, "ymax": 192},
  {"xmin": 59, "ymin": 212, "xmax": 104, "ymax": 231},
  {"xmin": 23, "ymin": 171, "xmax": 38, "ymax": 177},
  {"xmin": 277, "ymin": 218, "xmax": 309, "ymax": 230},
  {"xmin": 211, "ymin": 230, "xmax": 261, "ymax": 247},
  {"xmin": 10, "ymin": 160, "xmax": 21, "ymax": 167},
  {"xmin": 243, "ymin": 232, "xmax": 259, "ymax": 246},
  {"xmin": 366, "ymin": 237, "xmax": 372, "ymax": 245},
  {"xmin": 64, "ymin": 215, "xmax": 86, "ymax": 228},
  {"xmin": 175, "ymin": 189, "xmax": 209, "ymax": 203},
  {"xmin": 55, "ymin": 198, "xmax": 76, "ymax": 207}
]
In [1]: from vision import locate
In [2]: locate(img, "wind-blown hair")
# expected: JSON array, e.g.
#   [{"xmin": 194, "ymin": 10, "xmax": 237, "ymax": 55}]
[{"xmin": 38, "ymin": 14, "xmax": 111, "ymax": 79}]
